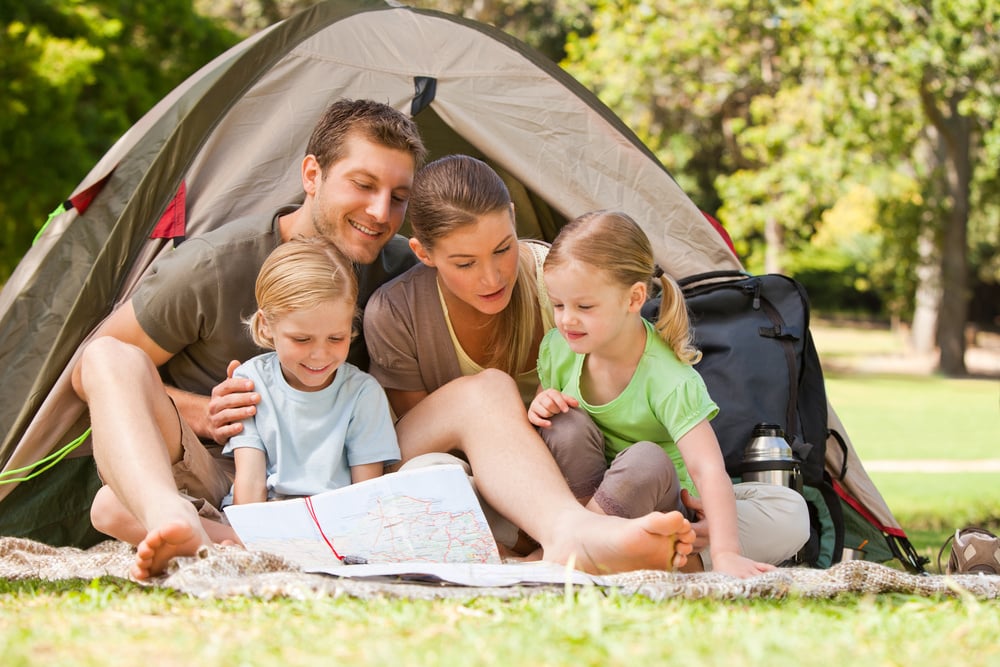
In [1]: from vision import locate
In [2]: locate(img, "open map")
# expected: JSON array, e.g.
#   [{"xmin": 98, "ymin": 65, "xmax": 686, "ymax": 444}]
[{"xmin": 224, "ymin": 464, "xmax": 501, "ymax": 571}]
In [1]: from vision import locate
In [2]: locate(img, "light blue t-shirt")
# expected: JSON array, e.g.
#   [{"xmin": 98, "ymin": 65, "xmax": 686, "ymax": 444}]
[{"xmin": 221, "ymin": 352, "xmax": 400, "ymax": 505}]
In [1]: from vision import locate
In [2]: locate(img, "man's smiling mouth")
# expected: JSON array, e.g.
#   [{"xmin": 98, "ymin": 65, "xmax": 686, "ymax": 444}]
[{"xmin": 350, "ymin": 219, "xmax": 381, "ymax": 237}]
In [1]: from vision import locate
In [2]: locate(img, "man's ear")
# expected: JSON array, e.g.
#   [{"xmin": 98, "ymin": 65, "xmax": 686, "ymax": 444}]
[
  {"xmin": 301, "ymin": 154, "xmax": 322, "ymax": 197},
  {"xmin": 409, "ymin": 237, "xmax": 435, "ymax": 267},
  {"xmin": 628, "ymin": 281, "xmax": 648, "ymax": 312}
]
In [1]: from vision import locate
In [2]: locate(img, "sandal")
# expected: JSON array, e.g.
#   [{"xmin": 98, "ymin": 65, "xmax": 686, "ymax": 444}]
[{"xmin": 937, "ymin": 526, "xmax": 1000, "ymax": 575}]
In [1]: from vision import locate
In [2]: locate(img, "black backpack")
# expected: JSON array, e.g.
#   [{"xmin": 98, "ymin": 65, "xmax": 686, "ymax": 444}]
[{"xmin": 642, "ymin": 270, "xmax": 843, "ymax": 567}]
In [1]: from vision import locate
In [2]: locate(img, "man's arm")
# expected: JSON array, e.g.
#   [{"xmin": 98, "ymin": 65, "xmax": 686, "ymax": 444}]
[{"xmin": 71, "ymin": 300, "xmax": 258, "ymax": 443}]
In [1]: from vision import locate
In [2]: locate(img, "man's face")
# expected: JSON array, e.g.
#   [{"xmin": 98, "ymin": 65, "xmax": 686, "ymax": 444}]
[{"xmin": 308, "ymin": 134, "xmax": 415, "ymax": 264}]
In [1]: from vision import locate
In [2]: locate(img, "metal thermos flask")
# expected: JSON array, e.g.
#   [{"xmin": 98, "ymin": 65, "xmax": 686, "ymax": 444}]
[{"xmin": 740, "ymin": 423, "xmax": 802, "ymax": 493}]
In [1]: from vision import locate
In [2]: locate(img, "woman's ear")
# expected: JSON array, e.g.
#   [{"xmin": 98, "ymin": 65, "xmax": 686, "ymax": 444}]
[
  {"xmin": 409, "ymin": 237, "xmax": 435, "ymax": 267},
  {"xmin": 628, "ymin": 281, "xmax": 648, "ymax": 312}
]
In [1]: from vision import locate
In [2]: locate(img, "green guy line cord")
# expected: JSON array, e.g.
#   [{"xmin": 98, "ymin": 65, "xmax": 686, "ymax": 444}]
[
  {"xmin": 34, "ymin": 201, "xmax": 68, "ymax": 245},
  {"xmin": 0, "ymin": 428, "xmax": 91, "ymax": 484}
]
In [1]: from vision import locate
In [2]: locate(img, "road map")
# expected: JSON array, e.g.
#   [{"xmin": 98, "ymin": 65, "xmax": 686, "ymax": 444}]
[{"xmin": 224, "ymin": 464, "xmax": 501, "ymax": 571}]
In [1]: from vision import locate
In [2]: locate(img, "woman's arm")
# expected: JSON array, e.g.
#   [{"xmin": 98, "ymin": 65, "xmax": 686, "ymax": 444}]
[
  {"xmin": 385, "ymin": 388, "xmax": 429, "ymax": 420},
  {"xmin": 677, "ymin": 420, "xmax": 773, "ymax": 577},
  {"xmin": 231, "ymin": 448, "xmax": 268, "ymax": 504}
]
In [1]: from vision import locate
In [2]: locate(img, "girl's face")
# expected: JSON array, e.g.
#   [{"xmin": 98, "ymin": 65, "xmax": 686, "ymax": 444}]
[
  {"xmin": 260, "ymin": 300, "xmax": 355, "ymax": 392},
  {"xmin": 544, "ymin": 260, "xmax": 645, "ymax": 355},
  {"xmin": 412, "ymin": 207, "xmax": 519, "ymax": 317}
]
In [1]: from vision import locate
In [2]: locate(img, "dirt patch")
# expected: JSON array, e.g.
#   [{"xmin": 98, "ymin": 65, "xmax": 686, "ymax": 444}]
[{"xmin": 815, "ymin": 322, "xmax": 1000, "ymax": 379}]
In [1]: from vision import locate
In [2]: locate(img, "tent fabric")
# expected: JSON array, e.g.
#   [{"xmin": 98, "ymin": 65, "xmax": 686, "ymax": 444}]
[{"xmin": 0, "ymin": 0, "xmax": 903, "ymax": 565}]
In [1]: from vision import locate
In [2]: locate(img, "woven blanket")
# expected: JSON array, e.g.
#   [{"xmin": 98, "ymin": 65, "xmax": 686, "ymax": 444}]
[{"xmin": 2, "ymin": 537, "xmax": 998, "ymax": 601}]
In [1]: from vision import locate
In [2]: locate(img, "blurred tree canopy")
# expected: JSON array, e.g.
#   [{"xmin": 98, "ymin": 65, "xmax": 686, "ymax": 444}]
[
  {"xmin": 0, "ymin": 0, "xmax": 237, "ymax": 282},
  {"xmin": 1, "ymin": 0, "xmax": 997, "ymax": 375},
  {"xmin": 561, "ymin": 0, "xmax": 999, "ymax": 374}
]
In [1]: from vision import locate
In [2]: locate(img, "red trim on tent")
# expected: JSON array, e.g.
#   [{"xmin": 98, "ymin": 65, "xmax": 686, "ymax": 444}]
[
  {"xmin": 68, "ymin": 174, "xmax": 113, "ymax": 214},
  {"xmin": 151, "ymin": 181, "xmax": 186, "ymax": 240},
  {"xmin": 702, "ymin": 211, "xmax": 737, "ymax": 256},
  {"xmin": 833, "ymin": 479, "xmax": 908, "ymax": 538}
]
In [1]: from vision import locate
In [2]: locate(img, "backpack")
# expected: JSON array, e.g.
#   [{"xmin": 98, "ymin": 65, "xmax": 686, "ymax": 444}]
[{"xmin": 642, "ymin": 269, "xmax": 843, "ymax": 567}]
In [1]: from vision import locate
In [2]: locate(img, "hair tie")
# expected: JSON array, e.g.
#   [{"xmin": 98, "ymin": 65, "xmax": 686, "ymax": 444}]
[{"xmin": 652, "ymin": 265, "xmax": 665, "ymax": 279}]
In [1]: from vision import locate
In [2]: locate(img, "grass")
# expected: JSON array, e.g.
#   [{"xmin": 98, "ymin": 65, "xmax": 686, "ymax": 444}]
[
  {"xmin": 2, "ymin": 578, "xmax": 1000, "ymax": 667},
  {"xmin": 824, "ymin": 373, "xmax": 998, "ymax": 460},
  {"xmin": 2, "ymin": 322, "xmax": 998, "ymax": 666}
]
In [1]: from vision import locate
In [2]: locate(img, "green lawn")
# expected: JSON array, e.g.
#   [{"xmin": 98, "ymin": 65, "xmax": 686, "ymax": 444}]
[
  {"xmin": 2, "ymin": 578, "xmax": 999, "ymax": 667},
  {"xmin": 824, "ymin": 373, "xmax": 998, "ymax": 460},
  {"xmin": 2, "ymin": 323, "xmax": 998, "ymax": 666}
]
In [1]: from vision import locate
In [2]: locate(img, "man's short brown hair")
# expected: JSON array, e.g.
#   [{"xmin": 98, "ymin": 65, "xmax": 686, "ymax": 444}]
[{"xmin": 306, "ymin": 99, "xmax": 426, "ymax": 172}]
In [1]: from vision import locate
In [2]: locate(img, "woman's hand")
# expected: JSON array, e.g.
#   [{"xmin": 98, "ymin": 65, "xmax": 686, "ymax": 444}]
[{"xmin": 527, "ymin": 388, "xmax": 579, "ymax": 428}]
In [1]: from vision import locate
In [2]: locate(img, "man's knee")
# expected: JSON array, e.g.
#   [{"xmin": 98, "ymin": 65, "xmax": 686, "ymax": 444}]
[
  {"xmin": 78, "ymin": 337, "xmax": 156, "ymax": 387},
  {"xmin": 90, "ymin": 485, "xmax": 126, "ymax": 535}
]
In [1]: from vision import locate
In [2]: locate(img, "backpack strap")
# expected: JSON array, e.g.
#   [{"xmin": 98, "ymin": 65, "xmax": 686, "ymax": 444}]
[{"xmin": 677, "ymin": 270, "xmax": 751, "ymax": 289}]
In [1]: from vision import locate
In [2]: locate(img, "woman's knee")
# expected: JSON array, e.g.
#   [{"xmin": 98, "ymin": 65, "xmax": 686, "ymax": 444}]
[
  {"xmin": 734, "ymin": 482, "xmax": 811, "ymax": 561},
  {"xmin": 457, "ymin": 369, "xmax": 522, "ymax": 411}
]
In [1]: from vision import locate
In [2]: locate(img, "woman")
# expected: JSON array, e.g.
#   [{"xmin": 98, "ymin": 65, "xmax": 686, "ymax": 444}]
[
  {"xmin": 364, "ymin": 154, "xmax": 551, "ymax": 416},
  {"xmin": 364, "ymin": 155, "xmax": 565, "ymax": 554}
]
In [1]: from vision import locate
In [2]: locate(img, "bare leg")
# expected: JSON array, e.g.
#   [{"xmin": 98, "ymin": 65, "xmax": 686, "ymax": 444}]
[
  {"xmin": 91, "ymin": 485, "xmax": 239, "ymax": 546},
  {"xmin": 394, "ymin": 370, "xmax": 694, "ymax": 573},
  {"xmin": 75, "ymin": 338, "xmax": 213, "ymax": 579}
]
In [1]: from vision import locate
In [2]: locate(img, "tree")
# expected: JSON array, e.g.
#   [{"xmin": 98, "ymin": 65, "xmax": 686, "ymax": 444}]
[
  {"xmin": 0, "ymin": 0, "xmax": 237, "ymax": 283},
  {"xmin": 562, "ymin": 0, "xmax": 999, "ymax": 375}
]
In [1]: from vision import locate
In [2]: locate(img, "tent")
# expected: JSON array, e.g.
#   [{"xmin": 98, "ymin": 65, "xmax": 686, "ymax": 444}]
[{"xmin": 0, "ymin": 0, "xmax": 923, "ymax": 571}]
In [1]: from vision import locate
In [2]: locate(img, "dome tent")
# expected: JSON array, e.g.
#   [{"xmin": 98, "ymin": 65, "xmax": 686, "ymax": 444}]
[{"xmin": 0, "ymin": 0, "xmax": 920, "ymax": 572}]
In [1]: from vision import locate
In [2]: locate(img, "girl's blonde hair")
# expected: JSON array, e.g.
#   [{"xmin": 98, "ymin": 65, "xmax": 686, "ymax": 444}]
[
  {"xmin": 247, "ymin": 236, "xmax": 359, "ymax": 349},
  {"xmin": 408, "ymin": 154, "xmax": 541, "ymax": 375},
  {"xmin": 545, "ymin": 210, "xmax": 702, "ymax": 365}
]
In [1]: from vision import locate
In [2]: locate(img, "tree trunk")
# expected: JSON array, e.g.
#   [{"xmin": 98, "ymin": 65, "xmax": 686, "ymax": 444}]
[
  {"xmin": 764, "ymin": 214, "xmax": 784, "ymax": 274},
  {"xmin": 910, "ymin": 226, "xmax": 940, "ymax": 354},
  {"xmin": 936, "ymin": 105, "xmax": 971, "ymax": 376},
  {"xmin": 919, "ymin": 77, "xmax": 970, "ymax": 376}
]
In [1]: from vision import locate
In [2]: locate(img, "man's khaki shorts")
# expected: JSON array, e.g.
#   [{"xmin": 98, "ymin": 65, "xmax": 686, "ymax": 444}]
[{"xmin": 169, "ymin": 400, "xmax": 234, "ymax": 522}]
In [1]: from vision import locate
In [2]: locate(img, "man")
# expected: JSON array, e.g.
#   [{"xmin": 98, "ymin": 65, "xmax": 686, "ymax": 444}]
[{"xmin": 72, "ymin": 99, "xmax": 694, "ymax": 579}]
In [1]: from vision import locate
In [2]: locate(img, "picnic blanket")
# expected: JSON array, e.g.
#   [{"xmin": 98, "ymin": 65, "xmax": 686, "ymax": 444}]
[{"xmin": 2, "ymin": 537, "xmax": 998, "ymax": 601}]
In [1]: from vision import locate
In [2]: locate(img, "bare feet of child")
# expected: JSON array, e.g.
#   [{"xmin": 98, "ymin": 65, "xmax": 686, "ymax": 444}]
[
  {"xmin": 131, "ymin": 520, "xmax": 205, "ymax": 580},
  {"xmin": 546, "ymin": 510, "xmax": 695, "ymax": 574}
]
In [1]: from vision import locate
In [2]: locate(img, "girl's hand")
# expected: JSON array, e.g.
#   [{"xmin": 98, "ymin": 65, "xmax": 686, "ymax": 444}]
[
  {"xmin": 710, "ymin": 551, "xmax": 775, "ymax": 579},
  {"xmin": 680, "ymin": 489, "xmax": 710, "ymax": 552},
  {"xmin": 527, "ymin": 389, "xmax": 579, "ymax": 428}
]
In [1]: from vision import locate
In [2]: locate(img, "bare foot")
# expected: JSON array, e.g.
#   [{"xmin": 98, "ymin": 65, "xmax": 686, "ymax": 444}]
[
  {"xmin": 545, "ymin": 510, "xmax": 696, "ymax": 574},
  {"xmin": 132, "ymin": 520, "xmax": 205, "ymax": 580}
]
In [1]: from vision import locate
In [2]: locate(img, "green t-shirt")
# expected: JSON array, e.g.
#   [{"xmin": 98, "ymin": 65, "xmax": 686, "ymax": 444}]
[{"xmin": 537, "ymin": 320, "xmax": 719, "ymax": 492}]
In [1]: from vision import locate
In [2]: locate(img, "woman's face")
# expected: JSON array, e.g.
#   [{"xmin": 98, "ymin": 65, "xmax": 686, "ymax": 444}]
[{"xmin": 414, "ymin": 207, "xmax": 519, "ymax": 316}]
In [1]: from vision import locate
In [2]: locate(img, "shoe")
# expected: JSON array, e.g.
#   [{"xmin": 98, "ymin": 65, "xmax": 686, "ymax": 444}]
[{"xmin": 937, "ymin": 527, "xmax": 1000, "ymax": 575}]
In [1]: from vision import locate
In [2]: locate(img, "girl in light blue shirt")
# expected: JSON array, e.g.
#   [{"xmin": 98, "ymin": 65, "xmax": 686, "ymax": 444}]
[{"xmin": 222, "ymin": 237, "xmax": 399, "ymax": 507}]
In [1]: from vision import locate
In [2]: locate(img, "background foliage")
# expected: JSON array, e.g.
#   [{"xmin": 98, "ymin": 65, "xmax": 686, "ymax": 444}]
[{"xmin": 1, "ymin": 0, "xmax": 997, "ymax": 375}]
